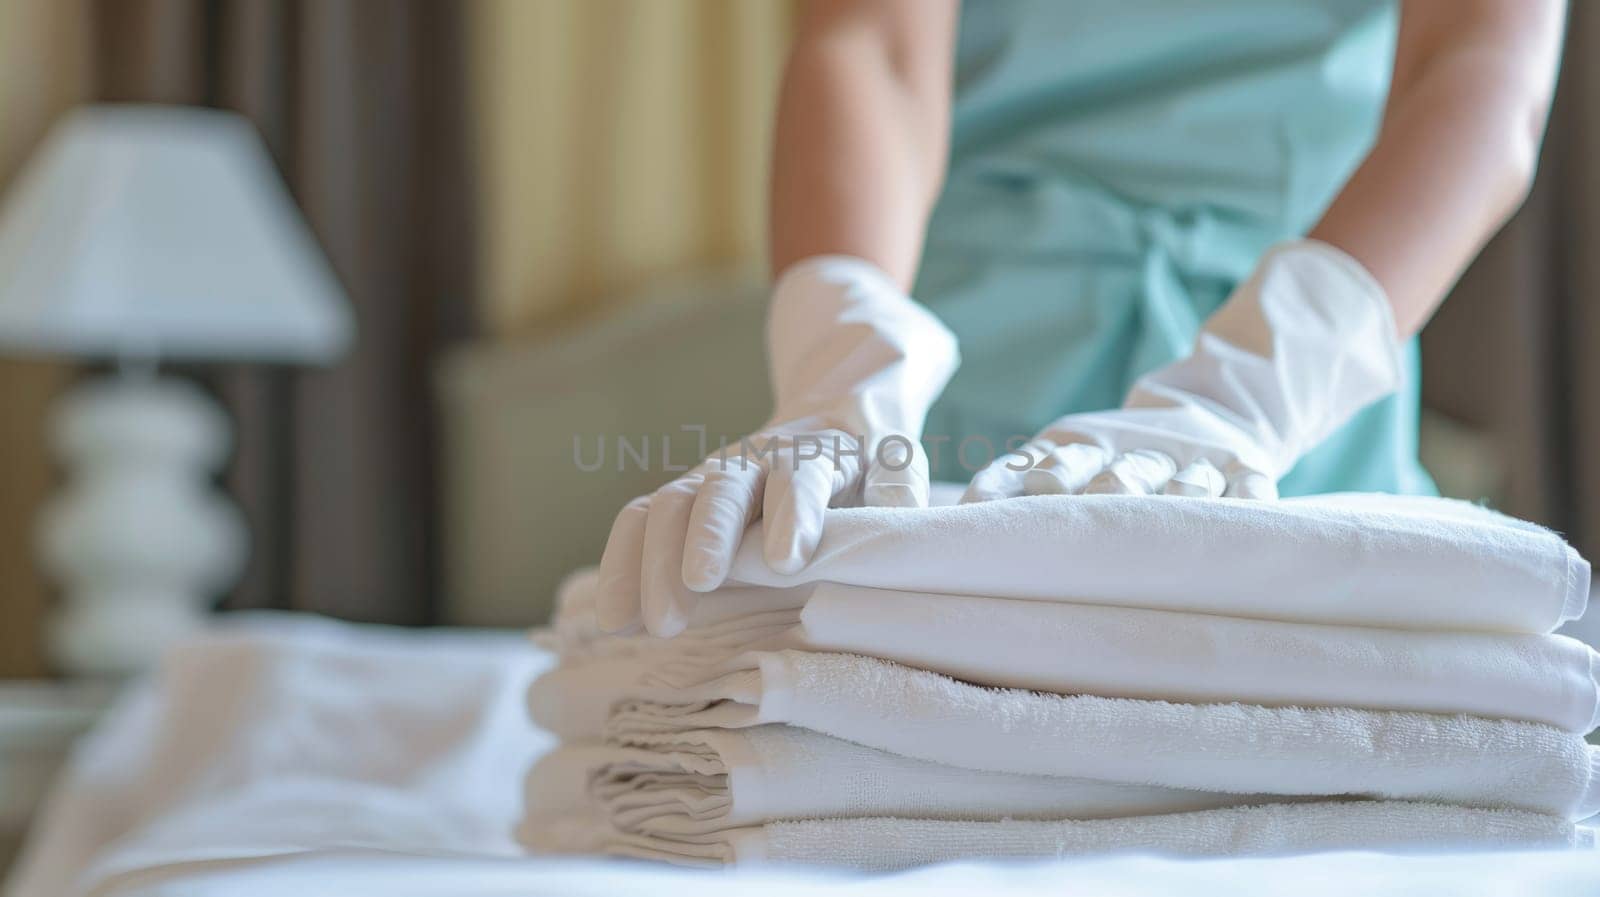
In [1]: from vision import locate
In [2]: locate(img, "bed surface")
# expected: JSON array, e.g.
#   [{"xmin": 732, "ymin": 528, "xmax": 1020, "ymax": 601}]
[
  {"xmin": 6, "ymin": 614, "xmax": 1597, "ymax": 897},
  {"xmin": 66, "ymin": 850, "xmax": 1600, "ymax": 897}
]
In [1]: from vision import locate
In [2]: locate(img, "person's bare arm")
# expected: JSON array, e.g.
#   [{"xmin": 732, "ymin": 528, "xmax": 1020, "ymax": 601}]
[
  {"xmin": 769, "ymin": 0, "xmax": 958, "ymax": 289},
  {"xmin": 1310, "ymin": 0, "xmax": 1565, "ymax": 335}
]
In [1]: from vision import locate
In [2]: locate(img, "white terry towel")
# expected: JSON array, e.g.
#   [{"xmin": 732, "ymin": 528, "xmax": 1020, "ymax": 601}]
[
  {"xmin": 520, "ymin": 800, "xmax": 1586, "ymax": 870},
  {"xmin": 538, "ymin": 576, "xmax": 1600, "ymax": 733},
  {"xmin": 797, "ymin": 585, "xmax": 1600, "ymax": 732},
  {"xmin": 719, "ymin": 493, "xmax": 1588, "ymax": 633},
  {"xmin": 600, "ymin": 650, "xmax": 1600, "ymax": 820},
  {"xmin": 526, "ymin": 726, "xmax": 1267, "ymax": 837}
]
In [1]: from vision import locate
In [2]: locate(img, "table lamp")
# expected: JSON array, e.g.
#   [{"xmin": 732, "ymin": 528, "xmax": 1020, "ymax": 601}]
[{"xmin": 0, "ymin": 104, "xmax": 353, "ymax": 676}]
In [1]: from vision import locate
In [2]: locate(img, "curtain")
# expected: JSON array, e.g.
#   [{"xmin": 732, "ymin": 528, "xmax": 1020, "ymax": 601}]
[
  {"xmin": 470, "ymin": 0, "xmax": 792, "ymax": 332},
  {"xmin": 91, "ymin": 0, "xmax": 477, "ymax": 624},
  {"xmin": 1420, "ymin": 5, "xmax": 1600, "ymax": 561},
  {"xmin": 0, "ymin": 0, "xmax": 89, "ymax": 676}
]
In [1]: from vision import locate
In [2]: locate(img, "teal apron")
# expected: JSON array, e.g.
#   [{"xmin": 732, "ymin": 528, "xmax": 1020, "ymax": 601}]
[{"xmin": 917, "ymin": 0, "xmax": 1435, "ymax": 496}]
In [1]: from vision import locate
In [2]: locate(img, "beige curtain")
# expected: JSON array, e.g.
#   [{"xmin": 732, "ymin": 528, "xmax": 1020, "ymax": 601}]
[
  {"xmin": 470, "ymin": 0, "xmax": 792, "ymax": 333},
  {"xmin": 0, "ymin": 0, "xmax": 89, "ymax": 677},
  {"xmin": 90, "ymin": 0, "xmax": 479, "ymax": 625}
]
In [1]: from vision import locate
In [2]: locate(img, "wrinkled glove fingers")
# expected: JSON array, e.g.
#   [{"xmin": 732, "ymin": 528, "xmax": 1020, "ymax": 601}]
[
  {"xmin": 1163, "ymin": 459, "xmax": 1227, "ymax": 498},
  {"xmin": 640, "ymin": 476, "xmax": 704, "ymax": 637},
  {"xmin": 863, "ymin": 435, "xmax": 930, "ymax": 508},
  {"xmin": 595, "ymin": 496, "xmax": 650, "ymax": 632},
  {"xmin": 962, "ymin": 438, "xmax": 1056, "ymax": 503},
  {"xmin": 1023, "ymin": 442, "xmax": 1111, "ymax": 495},
  {"xmin": 1084, "ymin": 449, "xmax": 1178, "ymax": 496},
  {"xmin": 764, "ymin": 444, "xmax": 861, "ymax": 575},
  {"xmin": 682, "ymin": 462, "xmax": 766, "ymax": 592}
]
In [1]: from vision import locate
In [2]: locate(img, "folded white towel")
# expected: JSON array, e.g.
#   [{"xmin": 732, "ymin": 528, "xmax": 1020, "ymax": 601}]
[
  {"xmin": 798, "ymin": 585, "xmax": 1600, "ymax": 732},
  {"xmin": 540, "ymin": 570, "xmax": 806, "ymax": 662},
  {"xmin": 599, "ymin": 650, "xmax": 1600, "ymax": 819},
  {"xmin": 529, "ymin": 492, "xmax": 1599, "ymax": 869},
  {"xmin": 532, "ymin": 656, "xmax": 668, "ymax": 740},
  {"xmin": 721, "ymin": 493, "xmax": 1588, "ymax": 633},
  {"xmin": 539, "ymin": 575, "xmax": 1600, "ymax": 732},
  {"xmin": 521, "ymin": 800, "xmax": 1585, "ymax": 870},
  {"xmin": 526, "ymin": 726, "xmax": 1265, "ymax": 837}
]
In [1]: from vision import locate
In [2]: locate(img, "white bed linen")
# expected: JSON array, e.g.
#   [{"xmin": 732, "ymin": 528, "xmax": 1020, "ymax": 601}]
[
  {"xmin": 3, "ymin": 614, "xmax": 550, "ymax": 897},
  {"xmin": 8, "ymin": 615, "xmax": 1599, "ymax": 897},
  {"xmin": 58, "ymin": 849, "xmax": 1600, "ymax": 897}
]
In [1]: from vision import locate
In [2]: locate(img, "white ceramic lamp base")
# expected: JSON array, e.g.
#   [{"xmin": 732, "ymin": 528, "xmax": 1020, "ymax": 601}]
[{"xmin": 38, "ymin": 375, "xmax": 247, "ymax": 677}]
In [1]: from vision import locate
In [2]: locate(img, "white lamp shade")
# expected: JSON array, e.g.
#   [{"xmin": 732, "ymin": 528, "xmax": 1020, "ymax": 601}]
[{"xmin": 0, "ymin": 104, "xmax": 352, "ymax": 363}]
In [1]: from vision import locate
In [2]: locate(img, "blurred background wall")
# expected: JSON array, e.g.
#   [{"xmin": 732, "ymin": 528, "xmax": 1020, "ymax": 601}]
[
  {"xmin": 0, "ymin": 0, "xmax": 88, "ymax": 676},
  {"xmin": 0, "ymin": 0, "xmax": 790, "ymax": 657},
  {"xmin": 1419, "ymin": 10, "xmax": 1600, "ymax": 563},
  {"xmin": 472, "ymin": 0, "xmax": 789, "ymax": 330},
  {"xmin": 1, "ymin": 0, "xmax": 1598, "ymax": 651}
]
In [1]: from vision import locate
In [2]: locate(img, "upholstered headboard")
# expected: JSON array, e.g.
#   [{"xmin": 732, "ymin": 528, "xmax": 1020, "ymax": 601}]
[{"xmin": 436, "ymin": 271, "xmax": 771, "ymax": 625}]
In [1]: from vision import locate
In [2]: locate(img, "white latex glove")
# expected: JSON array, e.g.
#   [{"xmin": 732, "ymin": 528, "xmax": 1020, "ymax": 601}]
[
  {"xmin": 597, "ymin": 256, "xmax": 959, "ymax": 636},
  {"xmin": 964, "ymin": 240, "xmax": 1402, "ymax": 503}
]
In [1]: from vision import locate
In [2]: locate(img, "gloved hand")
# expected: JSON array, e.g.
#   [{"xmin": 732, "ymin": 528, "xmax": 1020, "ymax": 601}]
[
  {"xmin": 597, "ymin": 256, "xmax": 959, "ymax": 636},
  {"xmin": 964, "ymin": 240, "xmax": 1402, "ymax": 503}
]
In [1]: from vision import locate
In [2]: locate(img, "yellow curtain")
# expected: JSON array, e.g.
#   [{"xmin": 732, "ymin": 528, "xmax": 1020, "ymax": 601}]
[
  {"xmin": 470, "ymin": 0, "xmax": 792, "ymax": 334},
  {"xmin": 0, "ymin": 0, "xmax": 89, "ymax": 676}
]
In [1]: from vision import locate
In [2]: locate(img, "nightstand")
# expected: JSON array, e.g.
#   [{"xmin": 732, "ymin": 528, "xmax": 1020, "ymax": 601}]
[{"xmin": 0, "ymin": 681, "xmax": 114, "ymax": 876}]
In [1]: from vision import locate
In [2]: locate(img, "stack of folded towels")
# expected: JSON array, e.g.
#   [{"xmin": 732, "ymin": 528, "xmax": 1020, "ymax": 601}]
[{"xmin": 518, "ymin": 492, "xmax": 1600, "ymax": 871}]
